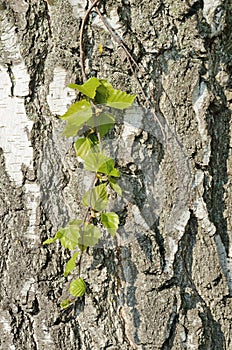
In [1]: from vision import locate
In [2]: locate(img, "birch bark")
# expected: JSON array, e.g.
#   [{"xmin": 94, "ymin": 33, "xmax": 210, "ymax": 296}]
[{"xmin": 0, "ymin": 1, "xmax": 231, "ymax": 349}]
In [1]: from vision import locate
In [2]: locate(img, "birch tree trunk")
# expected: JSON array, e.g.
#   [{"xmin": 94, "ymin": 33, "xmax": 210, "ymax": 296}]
[{"xmin": 0, "ymin": 0, "xmax": 232, "ymax": 349}]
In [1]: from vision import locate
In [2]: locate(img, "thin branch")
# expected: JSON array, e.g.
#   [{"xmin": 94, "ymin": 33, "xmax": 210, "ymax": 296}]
[
  {"xmin": 79, "ymin": 1, "xmax": 191, "ymax": 238},
  {"xmin": 89, "ymin": 2, "xmax": 192, "ymax": 203},
  {"xmin": 90, "ymin": 1, "xmax": 141, "ymax": 71},
  {"xmin": 80, "ymin": 0, "xmax": 100, "ymax": 82},
  {"xmin": 89, "ymin": 0, "xmax": 157, "ymax": 109},
  {"xmin": 89, "ymin": 2, "xmax": 164, "ymax": 125}
]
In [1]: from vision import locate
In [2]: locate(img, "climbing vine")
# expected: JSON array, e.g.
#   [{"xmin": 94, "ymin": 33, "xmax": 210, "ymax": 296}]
[
  {"xmin": 43, "ymin": 77, "xmax": 136, "ymax": 307},
  {"xmin": 43, "ymin": 0, "xmax": 191, "ymax": 308}
]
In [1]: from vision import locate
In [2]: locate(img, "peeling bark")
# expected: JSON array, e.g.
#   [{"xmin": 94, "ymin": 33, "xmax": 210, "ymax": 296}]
[{"xmin": 0, "ymin": 0, "xmax": 232, "ymax": 349}]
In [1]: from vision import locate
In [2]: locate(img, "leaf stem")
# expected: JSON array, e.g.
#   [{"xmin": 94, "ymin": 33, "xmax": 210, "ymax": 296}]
[
  {"xmin": 78, "ymin": 173, "xmax": 98, "ymax": 276},
  {"xmin": 91, "ymin": 102, "xmax": 102, "ymax": 152}
]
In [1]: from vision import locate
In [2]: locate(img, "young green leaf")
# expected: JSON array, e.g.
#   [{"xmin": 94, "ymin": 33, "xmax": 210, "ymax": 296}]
[
  {"xmin": 74, "ymin": 137, "xmax": 94, "ymax": 160},
  {"xmin": 109, "ymin": 167, "xmax": 120, "ymax": 177},
  {"xmin": 87, "ymin": 112, "xmax": 115, "ymax": 137},
  {"xmin": 43, "ymin": 236, "xmax": 58, "ymax": 245},
  {"xmin": 64, "ymin": 252, "xmax": 80, "ymax": 277},
  {"xmin": 68, "ymin": 77, "xmax": 101, "ymax": 99},
  {"xmin": 106, "ymin": 89, "xmax": 136, "ymax": 109},
  {"xmin": 78, "ymin": 223, "xmax": 101, "ymax": 247},
  {"xmin": 84, "ymin": 151, "xmax": 118, "ymax": 176},
  {"xmin": 57, "ymin": 219, "xmax": 82, "ymax": 250},
  {"xmin": 60, "ymin": 100, "xmax": 92, "ymax": 137},
  {"xmin": 84, "ymin": 152, "xmax": 110, "ymax": 173},
  {"xmin": 82, "ymin": 183, "xmax": 108, "ymax": 211},
  {"xmin": 109, "ymin": 177, "xmax": 122, "ymax": 196},
  {"xmin": 60, "ymin": 299, "xmax": 71, "ymax": 308},
  {"xmin": 98, "ymin": 157, "xmax": 115, "ymax": 175},
  {"xmin": 101, "ymin": 212, "xmax": 119, "ymax": 236},
  {"xmin": 94, "ymin": 80, "xmax": 112, "ymax": 104},
  {"xmin": 43, "ymin": 228, "xmax": 66, "ymax": 245},
  {"xmin": 69, "ymin": 278, "xmax": 86, "ymax": 297},
  {"xmin": 94, "ymin": 80, "xmax": 136, "ymax": 109}
]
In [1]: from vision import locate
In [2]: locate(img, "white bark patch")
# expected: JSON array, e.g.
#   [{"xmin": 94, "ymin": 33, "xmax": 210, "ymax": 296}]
[
  {"xmin": 203, "ymin": 0, "xmax": 224, "ymax": 35},
  {"xmin": 47, "ymin": 66, "xmax": 76, "ymax": 115},
  {"xmin": 33, "ymin": 319, "xmax": 54, "ymax": 347},
  {"xmin": 20, "ymin": 277, "xmax": 36, "ymax": 299},
  {"xmin": 0, "ymin": 64, "xmax": 40, "ymax": 243},
  {"xmin": 214, "ymin": 235, "xmax": 232, "ymax": 294},
  {"xmin": 194, "ymin": 197, "xmax": 232, "ymax": 294},
  {"xmin": 68, "ymin": 0, "xmax": 123, "ymax": 37},
  {"xmin": 0, "ymin": 315, "xmax": 12, "ymax": 333},
  {"xmin": 192, "ymin": 81, "xmax": 212, "ymax": 165},
  {"xmin": 191, "ymin": 169, "xmax": 204, "ymax": 189},
  {"xmin": 92, "ymin": 7, "xmax": 123, "ymax": 35},
  {"xmin": 24, "ymin": 183, "xmax": 41, "ymax": 241},
  {"xmin": 0, "ymin": 313, "xmax": 15, "ymax": 349},
  {"xmin": 0, "ymin": 64, "xmax": 33, "ymax": 185},
  {"xmin": 133, "ymin": 205, "xmax": 150, "ymax": 230},
  {"xmin": 0, "ymin": 20, "xmax": 21, "ymax": 63},
  {"xmin": 203, "ymin": 0, "xmax": 221, "ymax": 20},
  {"xmin": 165, "ymin": 209, "xmax": 191, "ymax": 274},
  {"xmin": 68, "ymin": 0, "xmax": 86, "ymax": 18},
  {"xmin": 0, "ymin": 24, "xmax": 40, "ymax": 244},
  {"xmin": 193, "ymin": 198, "xmax": 216, "ymax": 236}
]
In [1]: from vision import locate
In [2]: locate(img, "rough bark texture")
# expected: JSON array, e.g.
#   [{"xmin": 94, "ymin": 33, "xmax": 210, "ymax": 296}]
[{"xmin": 0, "ymin": 0, "xmax": 232, "ymax": 349}]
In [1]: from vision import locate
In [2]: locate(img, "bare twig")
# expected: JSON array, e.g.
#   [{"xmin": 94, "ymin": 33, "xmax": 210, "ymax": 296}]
[
  {"xmin": 90, "ymin": 1, "xmax": 141, "ymax": 71},
  {"xmin": 90, "ymin": 2, "xmax": 192, "ymax": 205},
  {"xmin": 80, "ymin": 0, "xmax": 100, "ymax": 82},
  {"xmin": 90, "ymin": 1, "xmax": 153, "ymax": 103},
  {"xmin": 88, "ymin": 2, "xmax": 165, "ymax": 132},
  {"xmin": 80, "ymin": 1, "xmax": 192, "ymax": 228}
]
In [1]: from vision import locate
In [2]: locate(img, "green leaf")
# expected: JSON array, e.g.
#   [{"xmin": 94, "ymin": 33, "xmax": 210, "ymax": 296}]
[
  {"xmin": 57, "ymin": 219, "xmax": 82, "ymax": 250},
  {"xmin": 94, "ymin": 80, "xmax": 112, "ymax": 104},
  {"xmin": 84, "ymin": 152, "xmax": 110, "ymax": 173},
  {"xmin": 84, "ymin": 151, "xmax": 118, "ymax": 176},
  {"xmin": 87, "ymin": 112, "xmax": 115, "ymax": 137},
  {"xmin": 60, "ymin": 299, "xmax": 71, "ymax": 308},
  {"xmin": 109, "ymin": 168, "xmax": 120, "ymax": 177},
  {"xmin": 82, "ymin": 183, "xmax": 108, "ymax": 211},
  {"xmin": 74, "ymin": 137, "xmax": 94, "ymax": 160},
  {"xmin": 106, "ymin": 89, "xmax": 136, "ymax": 109},
  {"xmin": 78, "ymin": 223, "xmax": 101, "ymax": 247},
  {"xmin": 42, "ymin": 228, "xmax": 68, "ymax": 245},
  {"xmin": 43, "ymin": 236, "xmax": 58, "ymax": 245},
  {"xmin": 98, "ymin": 113, "xmax": 115, "ymax": 137},
  {"xmin": 109, "ymin": 177, "xmax": 122, "ymax": 196},
  {"xmin": 95, "ymin": 80, "xmax": 136, "ymax": 109},
  {"xmin": 60, "ymin": 100, "xmax": 92, "ymax": 137},
  {"xmin": 68, "ymin": 84, "xmax": 80, "ymax": 90},
  {"xmin": 101, "ymin": 212, "xmax": 119, "ymax": 236},
  {"xmin": 69, "ymin": 278, "xmax": 86, "ymax": 297},
  {"xmin": 98, "ymin": 158, "xmax": 115, "ymax": 175},
  {"xmin": 64, "ymin": 252, "xmax": 80, "ymax": 277},
  {"xmin": 68, "ymin": 77, "xmax": 101, "ymax": 99}
]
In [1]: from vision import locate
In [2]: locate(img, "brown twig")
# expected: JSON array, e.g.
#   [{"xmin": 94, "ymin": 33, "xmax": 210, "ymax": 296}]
[
  {"xmin": 89, "ymin": 0, "xmax": 153, "ymax": 106},
  {"xmin": 80, "ymin": 1, "xmax": 192, "ymax": 222},
  {"xmin": 88, "ymin": 1, "xmax": 167, "ymax": 137},
  {"xmin": 90, "ymin": 2, "xmax": 192, "ymax": 188},
  {"xmin": 80, "ymin": 0, "xmax": 100, "ymax": 82}
]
